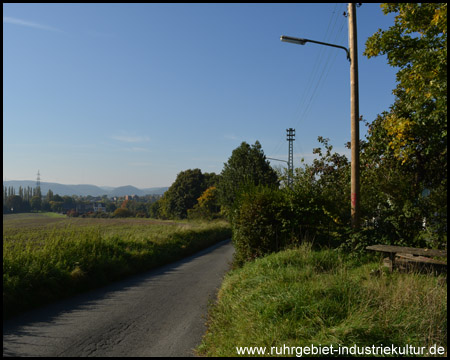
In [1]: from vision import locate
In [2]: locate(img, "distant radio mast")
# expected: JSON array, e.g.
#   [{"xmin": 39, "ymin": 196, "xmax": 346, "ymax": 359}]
[
  {"xmin": 36, "ymin": 170, "xmax": 42, "ymax": 198},
  {"xmin": 36, "ymin": 170, "xmax": 41, "ymax": 188}
]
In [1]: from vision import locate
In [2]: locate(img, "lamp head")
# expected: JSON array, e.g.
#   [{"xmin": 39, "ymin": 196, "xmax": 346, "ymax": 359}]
[{"xmin": 280, "ymin": 35, "xmax": 307, "ymax": 45}]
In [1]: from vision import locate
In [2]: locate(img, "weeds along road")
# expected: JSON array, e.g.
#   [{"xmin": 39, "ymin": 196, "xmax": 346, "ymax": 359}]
[{"xmin": 3, "ymin": 239, "xmax": 234, "ymax": 357}]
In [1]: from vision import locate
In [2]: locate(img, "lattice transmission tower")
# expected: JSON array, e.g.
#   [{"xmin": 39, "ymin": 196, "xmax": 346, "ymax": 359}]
[
  {"xmin": 36, "ymin": 170, "xmax": 42, "ymax": 198},
  {"xmin": 286, "ymin": 128, "xmax": 295, "ymax": 187}
]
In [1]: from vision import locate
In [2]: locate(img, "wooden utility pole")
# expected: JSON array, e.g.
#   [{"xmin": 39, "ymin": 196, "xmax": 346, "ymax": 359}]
[{"xmin": 348, "ymin": 3, "xmax": 360, "ymax": 228}]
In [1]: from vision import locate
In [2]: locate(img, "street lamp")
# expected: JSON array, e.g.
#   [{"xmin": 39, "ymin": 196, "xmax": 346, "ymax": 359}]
[
  {"xmin": 280, "ymin": 4, "xmax": 360, "ymax": 228},
  {"xmin": 280, "ymin": 35, "xmax": 350, "ymax": 61}
]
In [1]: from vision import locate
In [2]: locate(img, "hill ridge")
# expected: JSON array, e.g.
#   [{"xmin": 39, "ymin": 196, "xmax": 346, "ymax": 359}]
[{"xmin": 3, "ymin": 180, "xmax": 168, "ymax": 197}]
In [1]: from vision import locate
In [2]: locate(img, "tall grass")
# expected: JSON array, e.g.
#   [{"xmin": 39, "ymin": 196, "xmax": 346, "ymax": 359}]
[
  {"xmin": 3, "ymin": 217, "xmax": 231, "ymax": 318},
  {"xmin": 197, "ymin": 243, "xmax": 447, "ymax": 357}
]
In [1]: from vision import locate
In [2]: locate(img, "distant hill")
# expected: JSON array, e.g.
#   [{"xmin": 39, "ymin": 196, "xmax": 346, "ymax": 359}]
[{"xmin": 3, "ymin": 181, "xmax": 168, "ymax": 197}]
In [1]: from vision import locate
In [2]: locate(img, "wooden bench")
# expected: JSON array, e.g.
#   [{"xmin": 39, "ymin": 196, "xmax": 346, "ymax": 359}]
[{"xmin": 366, "ymin": 245, "xmax": 447, "ymax": 273}]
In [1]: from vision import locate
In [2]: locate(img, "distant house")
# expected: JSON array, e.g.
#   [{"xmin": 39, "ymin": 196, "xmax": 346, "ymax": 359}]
[{"xmin": 93, "ymin": 203, "xmax": 106, "ymax": 212}]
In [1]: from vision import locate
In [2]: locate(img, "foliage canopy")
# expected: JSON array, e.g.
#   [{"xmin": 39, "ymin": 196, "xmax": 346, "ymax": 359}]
[{"xmin": 217, "ymin": 141, "xmax": 279, "ymax": 214}]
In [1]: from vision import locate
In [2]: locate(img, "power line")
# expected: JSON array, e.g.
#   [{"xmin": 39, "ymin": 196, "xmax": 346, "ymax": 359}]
[
  {"xmin": 271, "ymin": 4, "xmax": 347, "ymax": 158},
  {"xmin": 293, "ymin": 3, "xmax": 347, "ymax": 131}
]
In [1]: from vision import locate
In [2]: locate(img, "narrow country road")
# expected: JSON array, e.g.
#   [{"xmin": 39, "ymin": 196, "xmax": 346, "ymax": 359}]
[{"xmin": 3, "ymin": 239, "xmax": 234, "ymax": 357}]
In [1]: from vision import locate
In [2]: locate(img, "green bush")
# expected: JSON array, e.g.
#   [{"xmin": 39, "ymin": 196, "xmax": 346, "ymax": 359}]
[
  {"xmin": 113, "ymin": 208, "xmax": 133, "ymax": 218},
  {"xmin": 231, "ymin": 185, "xmax": 296, "ymax": 266}
]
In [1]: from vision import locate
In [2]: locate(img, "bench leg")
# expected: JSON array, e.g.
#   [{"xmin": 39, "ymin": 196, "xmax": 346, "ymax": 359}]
[{"xmin": 389, "ymin": 253, "xmax": 396, "ymax": 272}]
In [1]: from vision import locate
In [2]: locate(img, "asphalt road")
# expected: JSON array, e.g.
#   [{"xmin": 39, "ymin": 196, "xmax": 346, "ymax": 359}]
[{"xmin": 3, "ymin": 239, "xmax": 234, "ymax": 357}]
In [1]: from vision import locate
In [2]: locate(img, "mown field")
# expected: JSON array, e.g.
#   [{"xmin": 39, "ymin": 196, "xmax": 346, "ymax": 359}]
[
  {"xmin": 197, "ymin": 243, "xmax": 447, "ymax": 357},
  {"xmin": 3, "ymin": 212, "xmax": 231, "ymax": 318}
]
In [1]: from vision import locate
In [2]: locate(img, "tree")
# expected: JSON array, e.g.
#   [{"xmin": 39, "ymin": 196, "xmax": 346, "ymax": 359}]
[
  {"xmin": 197, "ymin": 186, "xmax": 220, "ymax": 214},
  {"xmin": 30, "ymin": 196, "xmax": 42, "ymax": 212},
  {"xmin": 217, "ymin": 141, "xmax": 279, "ymax": 213},
  {"xmin": 149, "ymin": 199, "xmax": 162, "ymax": 219},
  {"xmin": 310, "ymin": 137, "xmax": 351, "ymax": 225},
  {"xmin": 52, "ymin": 194, "xmax": 64, "ymax": 202},
  {"xmin": 50, "ymin": 201, "xmax": 63, "ymax": 213},
  {"xmin": 6, "ymin": 195, "xmax": 23, "ymax": 213},
  {"xmin": 188, "ymin": 186, "xmax": 221, "ymax": 220},
  {"xmin": 62, "ymin": 196, "xmax": 75, "ymax": 209},
  {"xmin": 364, "ymin": 3, "xmax": 447, "ymax": 187},
  {"xmin": 362, "ymin": 4, "xmax": 447, "ymax": 247},
  {"xmin": 106, "ymin": 201, "xmax": 117, "ymax": 213},
  {"xmin": 159, "ymin": 169, "xmax": 212, "ymax": 219},
  {"xmin": 46, "ymin": 189, "xmax": 54, "ymax": 202}
]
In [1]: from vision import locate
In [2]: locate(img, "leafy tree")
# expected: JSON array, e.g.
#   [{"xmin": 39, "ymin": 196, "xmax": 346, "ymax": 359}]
[
  {"xmin": 364, "ymin": 3, "xmax": 446, "ymax": 188},
  {"xmin": 6, "ymin": 195, "xmax": 23, "ymax": 213},
  {"xmin": 362, "ymin": 3, "xmax": 447, "ymax": 247},
  {"xmin": 106, "ymin": 202, "xmax": 117, "ymax": 213},
  {"xmin": 123, "ymin": 199, "xmax": 148, "ymax": 217},
  {"xmin": 52, "ymin": 194, "xmax": 64, "ymax": 203},
  {"xmin": 62, "ymin": 196, "xmax": 75, "ymax": 209},
  {"xmin": 285, "ymin": 136, "xmax": 353, "ymax": 246},
  {"xmin": 159, "ymin": 169, "xmax": 212, "ymax": 219},
  {"xmin": 41, "ymin": 200, "xmax": 51, "ymax": 212},
  {"xmin": 50, "ymin": 201, "xmax": 63, "ymax": 213},
  {"xmin": 204, "ymin": 172, "xmax": 221, "ymax": 188},
  {"xmin": 149, "ymin": 199, "xmax": 162, "ymax": 219},
  {"xmin": 30, "ymin": 196, "xmax": 42, "ymax": 212},
  {"xmin": 360, "ymin": 114, "xmax": 446, "ymax": 247},
  {"xmin": 188, "ymin": 186, "xmax": 221, "ymax": 220},
  {"xmin": 197, "ymin": 186, "xmax": 220, "ymax": 214},
  {"xmin": 217, "ymin": 141, "xmax": 279, "ymax": 213},
  {"xmin": 310, "ymin": 137, "xmax": 351, "ymax": 226}
]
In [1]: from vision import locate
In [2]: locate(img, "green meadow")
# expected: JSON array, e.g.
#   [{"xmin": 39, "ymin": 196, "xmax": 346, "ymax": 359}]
[{"xmin": 3, "ymin": 212, "xmax": 231, "ymax": 318}]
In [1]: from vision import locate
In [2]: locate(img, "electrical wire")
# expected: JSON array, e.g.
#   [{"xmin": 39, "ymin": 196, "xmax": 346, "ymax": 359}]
[{"xmin": 270, "ymin": 4, "xmax": 347, "ymax": 164}]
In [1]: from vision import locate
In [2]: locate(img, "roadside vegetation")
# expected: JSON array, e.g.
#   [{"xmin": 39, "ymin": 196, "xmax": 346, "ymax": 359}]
[
  {"xmin": 3, "ymin": 213, "xmax": 230, "ymax": 318},
  {"xmin": 198, "ymin": 3, "xmax": 447, "ymax": 356},
  {"xmin": 2, "ymin": 3, "xmax": 447, "ymax": 352},
  {"xmin": 197, "ymin": 243, "xmax": 447, "ymax": 356}
]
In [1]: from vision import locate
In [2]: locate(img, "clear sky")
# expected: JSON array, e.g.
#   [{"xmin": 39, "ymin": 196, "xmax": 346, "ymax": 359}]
[{"xmin": 3, "ymin": 3, "xmax": 398, "ymax": 188}]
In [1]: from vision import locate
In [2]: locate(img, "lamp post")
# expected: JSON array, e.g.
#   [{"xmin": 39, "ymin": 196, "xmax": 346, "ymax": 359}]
[
  {"xmin": 280, "ymin": 3, "xmax": 360, "ymax": 228},
  {"xmin": 280, "ymin": 35, "xmax": 350, "ymax": 61}
]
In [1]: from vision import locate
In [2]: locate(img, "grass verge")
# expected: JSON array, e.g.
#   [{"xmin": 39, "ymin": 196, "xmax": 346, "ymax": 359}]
[
  {"xmin": 197, "ymin": 243, "xmax": 447, "ymax": 357},
  {"xmin": 3, "ymin": 217, "xmax": 231, "ymax": 319}
]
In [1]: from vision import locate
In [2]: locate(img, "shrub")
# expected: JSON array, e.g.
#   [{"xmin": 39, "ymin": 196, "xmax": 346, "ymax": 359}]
[
  {"xmin": 113, "ymin": 208, "xmax": 133, "ymax": 218},
  {"xmin": 66, "ymin": 209, "xmax": 79, "ymax": 217},
  {"xmin": 231, "ymin": 185, "xmax": 296, "ymax": 266}
]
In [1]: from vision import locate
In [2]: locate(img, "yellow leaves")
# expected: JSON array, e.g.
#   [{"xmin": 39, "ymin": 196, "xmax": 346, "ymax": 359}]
[
  {"xmin": 321, "ymin": 206, "xmax": 341, "ymax": 225},
  {"xmin": 197, "ymin": 186, "xmax": 217, "ymax": 205},
  {"xmin": 383, "ymin": 114, "xmax": 415, "ymax": 164},
  {"xmin": 431, "ymin": 5, "xmax": 447, "ymax": 33}
]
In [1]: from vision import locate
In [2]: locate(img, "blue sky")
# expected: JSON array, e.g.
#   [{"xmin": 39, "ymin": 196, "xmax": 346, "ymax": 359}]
[{"xmin": 3, "ymin": 3, "xmax": 397, "ymax": 188}]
